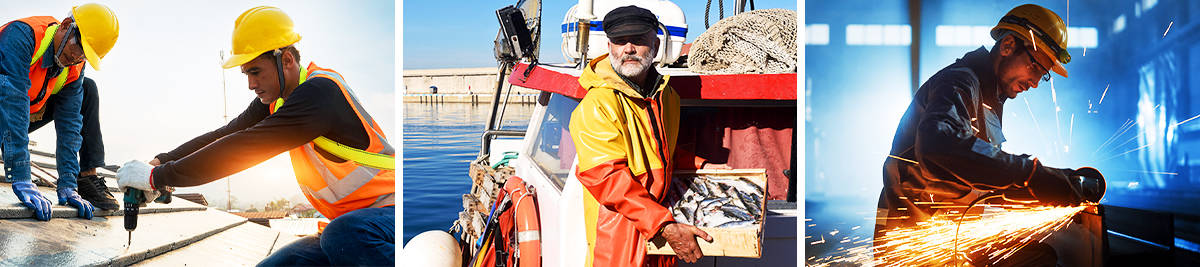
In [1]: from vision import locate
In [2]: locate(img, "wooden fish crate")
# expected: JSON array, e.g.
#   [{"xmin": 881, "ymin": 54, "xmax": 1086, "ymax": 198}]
[{"xmin": 646, "ymin": 169, "xmax": 767, "ymax": 258}]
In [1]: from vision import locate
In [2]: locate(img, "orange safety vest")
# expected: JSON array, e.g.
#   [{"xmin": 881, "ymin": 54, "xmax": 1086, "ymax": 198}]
[
  {"xmin": 0, "ymin": 16, "xmax": 85, "ymax": 121},
  {"xmin": 268, "ymin": 62, "xmax": 395, "ymax": 219}
]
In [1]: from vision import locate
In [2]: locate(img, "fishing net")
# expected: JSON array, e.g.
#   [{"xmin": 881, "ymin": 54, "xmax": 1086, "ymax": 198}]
[{"xmin": 688, "ymin": 9, "xmax": 797, "ymax": 74}]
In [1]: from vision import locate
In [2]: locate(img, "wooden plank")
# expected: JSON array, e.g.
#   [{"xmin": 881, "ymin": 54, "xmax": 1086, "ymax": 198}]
[{"xmin": 646, "ymin": 169, "xmax": 767, "ymax": 258}]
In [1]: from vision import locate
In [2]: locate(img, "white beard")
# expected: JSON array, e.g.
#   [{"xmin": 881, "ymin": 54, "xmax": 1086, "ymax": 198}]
[{"xmin": 609, "ymin": 47, "xmax": 657, "ymax": 78}]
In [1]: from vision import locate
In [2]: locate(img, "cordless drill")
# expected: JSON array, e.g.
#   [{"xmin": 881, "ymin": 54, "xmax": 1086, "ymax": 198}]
[{"xmin": 124, "ymin": 187, "xmax": 172, "ymax": 246}]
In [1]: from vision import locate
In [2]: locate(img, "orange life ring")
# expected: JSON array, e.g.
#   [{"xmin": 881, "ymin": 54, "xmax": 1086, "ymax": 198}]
[{"xmin": 502, "ymin": 176, "xmax": 541, "ymax": 267}]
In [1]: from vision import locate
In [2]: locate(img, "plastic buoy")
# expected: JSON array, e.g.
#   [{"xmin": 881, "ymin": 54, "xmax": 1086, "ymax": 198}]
[{"xmin": 402, "ymin": 230, "xmax": 462, "ymax": 267}]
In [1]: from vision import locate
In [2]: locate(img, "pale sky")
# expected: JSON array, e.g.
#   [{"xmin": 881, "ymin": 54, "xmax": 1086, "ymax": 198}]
[{"xmin": 2, "ymin": 0, "xmax": 396, "ymax": 209}]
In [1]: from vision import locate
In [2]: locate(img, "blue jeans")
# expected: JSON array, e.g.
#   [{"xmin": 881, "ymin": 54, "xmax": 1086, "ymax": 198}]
[{"xmin": 258, "ymin": 206, "xmax": 395, "ymax": 266}]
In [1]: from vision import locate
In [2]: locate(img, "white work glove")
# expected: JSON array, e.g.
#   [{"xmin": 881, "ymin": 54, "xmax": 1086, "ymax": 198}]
[{"xmin": 117, "ymin": 160, "xmax": 160, "ymax": 201}]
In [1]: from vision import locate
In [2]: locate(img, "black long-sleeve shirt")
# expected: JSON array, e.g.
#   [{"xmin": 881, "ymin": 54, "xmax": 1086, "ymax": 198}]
[{"xmin": 152, "ymin": 76, "xmax": 371, "ymax": 187}]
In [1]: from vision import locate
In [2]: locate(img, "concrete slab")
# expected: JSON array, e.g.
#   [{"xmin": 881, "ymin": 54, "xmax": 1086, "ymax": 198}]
[
  {"xmin": 0, "ymin": 209, "xmax": 246, "ymax": 266},
  {"xmin": 133, "ymin": 222, "xmax": 304, "ymax": 266}
]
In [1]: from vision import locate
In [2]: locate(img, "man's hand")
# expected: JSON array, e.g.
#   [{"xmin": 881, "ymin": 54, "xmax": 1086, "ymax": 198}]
[
  {"xmin": 117, "ymin": 160, "xmax": 160, "ymax": 201},
  {"xmin": 57, "ymin": 188, "xmax": 94, "ymax": 219},
  {"xmin": 148, "ymin": 157, "xmax": 161, "ymax": 166},
  {"xmin": 659, "ymin": 222, "xmax": 713, "ymax": 263},
  {"xmin": 12, "ymin": 181, "xmax": 52, "ymax": 221}
]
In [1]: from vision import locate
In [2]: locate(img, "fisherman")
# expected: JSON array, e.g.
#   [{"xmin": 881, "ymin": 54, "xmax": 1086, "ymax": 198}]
[
  {"xmin": 877, "ymin": 4, "xmax": 1101, "ymax": 265},
  {"xmin": 0, "ymin": 3, "xmax": 121, "ymax": 221},
  {"xmin": 114, "ymin": 6, "xmax": 394, "ymax": 266},
  {"xmin": 569, "ymin": 5, "xmax": 728, "ymax": 266}
]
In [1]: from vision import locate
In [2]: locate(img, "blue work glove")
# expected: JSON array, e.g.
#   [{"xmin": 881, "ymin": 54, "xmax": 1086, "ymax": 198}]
[
  {"xmin": 58, "ymin": 187, "xmax": 94, "ymax": 219},
  {"xmin": 12, "ymin": 181, "xmax": 52, "ymax": 221}
]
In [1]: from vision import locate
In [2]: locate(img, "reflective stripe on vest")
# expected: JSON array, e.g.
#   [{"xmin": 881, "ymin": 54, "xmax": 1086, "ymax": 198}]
[
  {"xmin": 28, "ymin": 25, "xmax": 70, "ymax": 96},
  {"xmin": 271, "ymin": 65, "xmax": 395, "ymax": 170},
  {"xmin": 269, "ymin": 63, "xmax": 394, "ymax": 210}
]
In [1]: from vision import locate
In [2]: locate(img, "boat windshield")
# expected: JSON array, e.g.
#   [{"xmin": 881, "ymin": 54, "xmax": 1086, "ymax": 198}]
[{"xmin": 530, "ymin": 93, "xmax": 579, "ymax": 190}]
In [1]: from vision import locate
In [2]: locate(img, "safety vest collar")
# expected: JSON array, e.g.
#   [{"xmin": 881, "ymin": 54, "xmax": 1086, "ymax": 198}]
[
  {"xmin": 270, "ymin": 63, "xmax": 308, "ymax": 113},
  {"xmin": 32, "ymin": 24, "xmax": 58, "ymax": 68}
]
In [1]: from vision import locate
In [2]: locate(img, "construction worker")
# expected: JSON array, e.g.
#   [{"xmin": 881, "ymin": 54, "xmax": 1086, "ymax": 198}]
[
  {"xmin": 0, "ymin": 3, "xmax": 120, "ymax": 221},
  {"xmin": 877, "ymin": 4, "xmax": 1102, "ymax": 265},
  {"xmin": 114, "ymin": 6, "xmax": 394, "ymax": 266},
  {"xmin": 570, "ymin": 6, "xmax": 728, "ymax": 266}
]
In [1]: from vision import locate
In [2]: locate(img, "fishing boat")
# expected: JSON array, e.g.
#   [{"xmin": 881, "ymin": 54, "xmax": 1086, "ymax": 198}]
[{"xmin": 405, "ymin": 0, "xmax": 797, "ymax": 266}]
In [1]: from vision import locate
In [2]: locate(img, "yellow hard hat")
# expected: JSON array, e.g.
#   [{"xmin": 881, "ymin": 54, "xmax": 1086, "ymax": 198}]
[
  {"xmin": 222, "ymin": 6, "xmax": 301, "ymax": 69},
  {"xmin": 991, "ymin": 4, "xmax": 1070, "ymax": 78},
  {"xmin": 72, "ymin": 3, "xmax": 119, "ymax": 71}
]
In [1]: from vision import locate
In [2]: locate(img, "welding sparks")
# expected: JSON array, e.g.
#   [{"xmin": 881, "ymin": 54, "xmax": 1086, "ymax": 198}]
[
  {"xmin": 888, "ymin": 155, "xmax": 919, "ymax": 165},
  {"xmin": 873, "ymin": 206, "xmax": 1086, "ymax": 266},
  {"xmin": 1164, "ymin": 21, "xmax": 1173, "ymax": 38},
  {"xmin": 1175, "ymin": 113, "xmax": 1200, "ymax": 128},
  {"xmin": 1118, "ymin": 170, "xmax": 1178, "ymax": 176},
  {"xmin": 1029, "ymin": 29, "xmax": 1037, "ymax": 51},
  {"xmin": 809, "ymin": 206, "xmax": 1087, "ymax": 267},
  {"xmin": 1098, "ymin": 84, "xmax": 1109, "ymax": 105}
]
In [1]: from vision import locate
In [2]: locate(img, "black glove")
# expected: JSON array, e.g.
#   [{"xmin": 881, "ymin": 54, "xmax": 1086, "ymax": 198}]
[
  {"xmin": 1070, "ymin": 167, "xmax": 1106, "ymax": 203},
  {"xmin": 1027, "ymin": 166, "xmax": 1084, "ymax": 206}
]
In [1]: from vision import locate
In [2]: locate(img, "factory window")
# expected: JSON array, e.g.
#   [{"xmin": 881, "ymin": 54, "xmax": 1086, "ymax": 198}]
[
  {"xmin": 935, "ymin": 25, "xmax": 1098, "ymax": 48},
  {"xmin": 845, "ymin": 24, "xmax": 911, "ymax": 46},
  {"xmin": 806, "ymin": 24, "xmax": 829, "ymax": 45},
  {"xmin": 1113, "ymin": 15, "xmax": 1127, "ymax": 34}
]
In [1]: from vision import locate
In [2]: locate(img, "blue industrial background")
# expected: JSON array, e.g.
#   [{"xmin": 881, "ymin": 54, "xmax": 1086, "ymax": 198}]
[{"xmin": 805, "ymin": 0, "xmax": 1200, "ymax": 262}]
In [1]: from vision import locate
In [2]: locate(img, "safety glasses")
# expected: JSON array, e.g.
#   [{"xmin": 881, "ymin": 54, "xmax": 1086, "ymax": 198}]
[
  {"xmin": 1022, "ymin": 47, "xmax": 1051, "ymax": 82},
  {"xmin": 55, "ymin": 23, "xmax": 85, "ymax": 67}
]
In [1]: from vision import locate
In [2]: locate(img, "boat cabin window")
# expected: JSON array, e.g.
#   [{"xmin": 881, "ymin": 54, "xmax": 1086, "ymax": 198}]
[{"xmin": 530, "ymin": 93, "xmax": 579, "ymax": 189}]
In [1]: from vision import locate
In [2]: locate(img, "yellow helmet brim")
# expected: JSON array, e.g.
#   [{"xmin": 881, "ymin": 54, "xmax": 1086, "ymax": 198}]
[
  {"xmin": 222, "ymin": 51, "xmax": 263, "ymax": 69},
  {"xmin": 80, "ymin": 36, "xmax": 101, "ymax": 70},
  {"xmin": 992, "ymin": 24, "xmax": 1069, "ymax": 78}
]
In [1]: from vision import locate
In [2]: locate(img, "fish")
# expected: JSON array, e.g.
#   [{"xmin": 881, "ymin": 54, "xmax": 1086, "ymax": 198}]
[
  {"xmin": 734, "ymin": 188, "xmax": 762, "ymax": 219},
  {"xmin": 719, "ymin": 205, "xmax": 754, "ymax": 221},
  {"xmin": 737, "ymin": 177, "xmax": 765, "ymax": 196},
  {"xmin": 667, "ymin": 175, "xmax": 766, "ymax": 228},
  {"xmin": 687, "ymin": 178, "xmax": 711, "ymax": 197}
]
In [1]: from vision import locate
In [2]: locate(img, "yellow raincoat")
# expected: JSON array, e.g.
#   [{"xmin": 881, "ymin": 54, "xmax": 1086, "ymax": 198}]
[{"xmin": 570, "ymin": 54, "xmax": 706, "ymax": 267}]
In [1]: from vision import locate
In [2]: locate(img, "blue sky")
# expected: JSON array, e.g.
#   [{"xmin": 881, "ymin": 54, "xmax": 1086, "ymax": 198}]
[{"xmin": 402, "ymin": 0, "xmax": 797, "ymax": 69}]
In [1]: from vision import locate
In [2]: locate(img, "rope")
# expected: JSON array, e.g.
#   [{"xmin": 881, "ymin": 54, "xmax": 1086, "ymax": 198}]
[
  {"xmin": 704, "ymin": 0, "xmax": 712, "ymax": 29},
  {"xmin": 718, "ymin": 0, "xmax": 724, "ymax": 21},
  {"xmin": 688, "ymin": 9, "xmax": 797, "ymax": 74}
]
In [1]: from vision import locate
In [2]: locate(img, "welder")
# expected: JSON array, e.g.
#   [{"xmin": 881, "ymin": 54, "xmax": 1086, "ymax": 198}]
[{"xmin": 875, "ymin": 4, "xmax": 1104, "ymax": 266}]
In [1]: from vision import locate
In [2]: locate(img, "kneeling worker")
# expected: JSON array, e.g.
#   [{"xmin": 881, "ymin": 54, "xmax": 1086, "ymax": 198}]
[
  {"xmin": 0, "ymin": 3, "xmax": 121, "ymax": 220},
  {"xmin": 115, "ymin": 6, "xmax": 394, "ymax": 266}
]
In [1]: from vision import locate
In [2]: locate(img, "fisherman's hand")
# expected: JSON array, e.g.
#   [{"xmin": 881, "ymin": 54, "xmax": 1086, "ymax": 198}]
[
  {"xmin": 660, "ymin": 222, "xmax": 712, "ymax": 263},
  {"xmin": 1027, "ymin": 166, "xmax": 1083, "ymax": 206},
  {"xmin": 57, "ymin": 187, "xmax": 94, "ymax": 219},
  {"xmin": 148, "ymin": 157, "xmax": 161, "ymax": 166},
  {"xmin": 12, "ymin": 181, "xmax": 52, "ymax": 221}
]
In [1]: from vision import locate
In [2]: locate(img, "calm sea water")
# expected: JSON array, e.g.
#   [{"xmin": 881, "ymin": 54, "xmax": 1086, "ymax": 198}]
[{"xmin": 402, "ymin": 102, "xmax": 535, "ymax": 245}]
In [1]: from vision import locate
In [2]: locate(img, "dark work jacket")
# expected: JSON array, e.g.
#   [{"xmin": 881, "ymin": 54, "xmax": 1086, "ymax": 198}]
[{"xmin": 875, "ymin": 47, "xmax": 1039, "ymax": 234}]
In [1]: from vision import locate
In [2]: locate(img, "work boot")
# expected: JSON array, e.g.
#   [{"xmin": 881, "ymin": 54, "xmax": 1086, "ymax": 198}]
[{"xmin": 77, "ymin": 174, "xmax": 119, "ymax": 211}]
